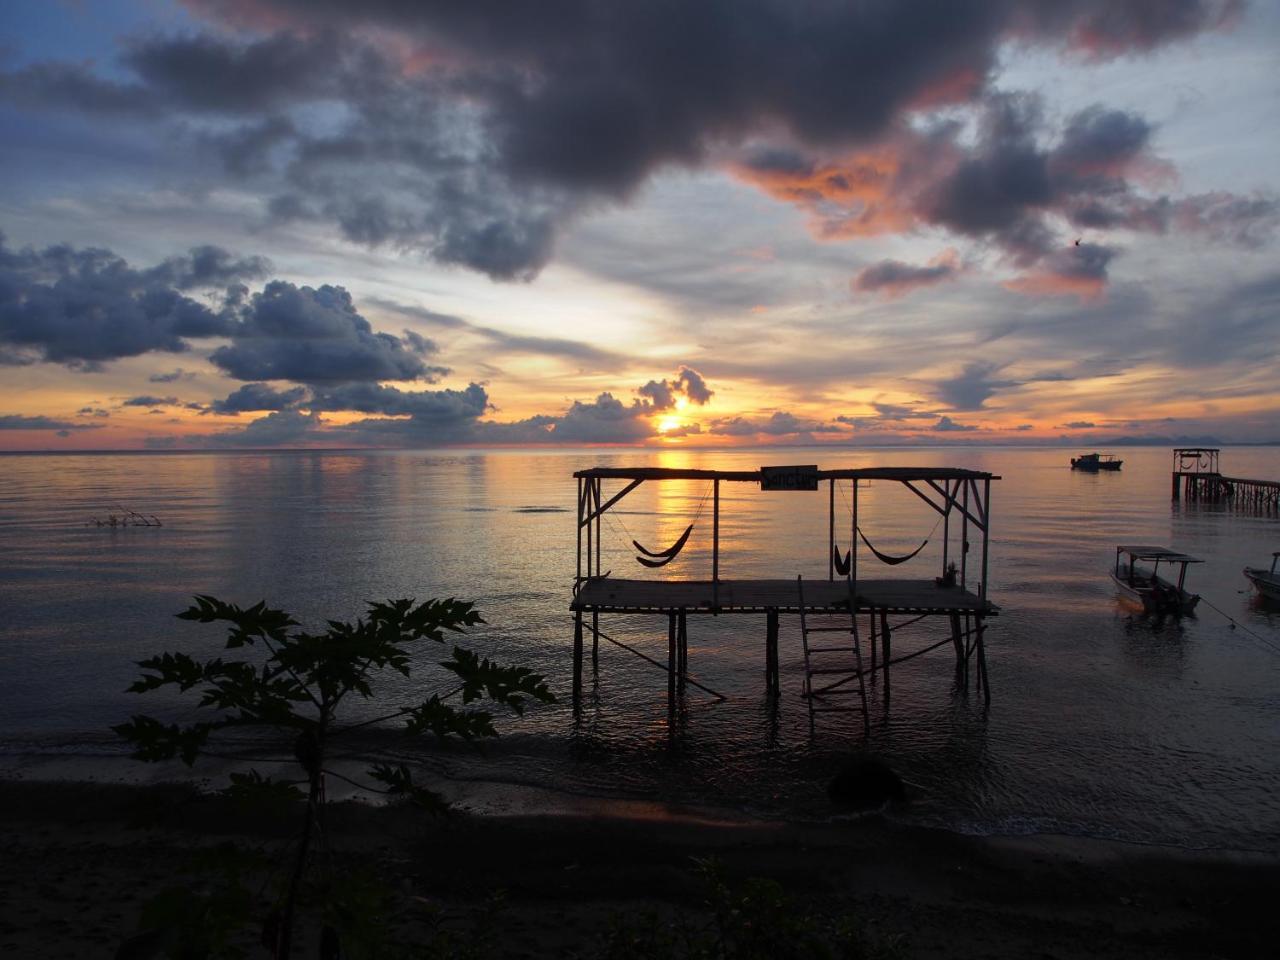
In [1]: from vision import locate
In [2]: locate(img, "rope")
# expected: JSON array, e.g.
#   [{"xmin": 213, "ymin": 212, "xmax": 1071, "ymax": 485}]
[
  {"xmin": 587, "ymin": 621, "xmax": 727, "ymax": 701},
  {"xmin": 1199, "ymin": 595, "xmax": 1280, "ymax": 657}
]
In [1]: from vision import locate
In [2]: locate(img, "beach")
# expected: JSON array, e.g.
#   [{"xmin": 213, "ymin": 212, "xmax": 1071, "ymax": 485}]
[{"xmin": 3, "ymin": 778, "xmax": 1276, "ymax": 959}]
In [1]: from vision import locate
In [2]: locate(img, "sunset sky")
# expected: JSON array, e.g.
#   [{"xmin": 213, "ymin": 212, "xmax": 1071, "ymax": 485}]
[{"xmin": 1, "ymin": 0, "xmax": 1277, "ymax": 450}]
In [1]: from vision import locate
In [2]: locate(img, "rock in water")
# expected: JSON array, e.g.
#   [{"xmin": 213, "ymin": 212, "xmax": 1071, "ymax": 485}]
[{"xmin": 828, "ymin": 757, "xmax": 906, "ymax": 809}]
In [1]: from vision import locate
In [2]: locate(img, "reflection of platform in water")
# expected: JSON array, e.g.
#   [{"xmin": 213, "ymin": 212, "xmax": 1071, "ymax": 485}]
[{"xmin": 573, "ymin": 577, "xmax": 994, "ymax": 615}]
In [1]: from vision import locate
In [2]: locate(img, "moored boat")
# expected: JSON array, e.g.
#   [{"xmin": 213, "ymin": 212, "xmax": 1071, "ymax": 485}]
[
  {"xmin": 1243, "ymin": 553, "xmax": 1280, "ymax": 603},
  {"xmin": 1071, "ymin": 452, "xmax": 1122, "ymax": 471},
  {"xmin": 1112, "ymin": 545, "xmax": 1202, "ymax": 615}
]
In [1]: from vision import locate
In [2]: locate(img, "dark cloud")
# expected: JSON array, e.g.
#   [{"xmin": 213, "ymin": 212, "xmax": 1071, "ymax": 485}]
[
  {"xmin": 637, "ymin": 366, "xmax": 714, "ymax": 409},
  {"xmin": 1061, "ymin": 420, "xmax": 1097, "ymax": 428},
  {"xmin": 121, "ymin": 395, "xmax": 178, "ymax": 407},
  {"xmin": 933, "ymin": 415, "xmax": 977, "ymax": 432},
  {"xmin": 78, "ymin": 407, "xmax": 111, "ymax": 418},
  {"xmin": 4, "ymin": 1, "xmax": 1245, "ymax": 281},
  {"xmin": 208, "ymin": 383, "xmax": 308, "ymax": 414},
  {"xmin": 148, "ymin": 368, "xmax": 197, "ymax": 383},
  {"xmin": 1005, "ymin": 242, "xmax": 1116, "ymax": 300},
  {"xmin": 935, "ymin": 362, "xmax": 1020, "ymax": 410},
  {"xmin": 0, "ymin": 236, "xmax": 237, "ymax": 369},
  {"xmin": 0, "ymin": 414, "xmax": 105, "ymax": 430},
  {"xmin": 309, "ymin": 382, "xmax": 489, "ymax": 420},
  {"xmin": 853, "ymin": 250, "xmax": 962, "ymax": 299},
  {"xmin": 210, "ymin": 282, "xmax": 445, "ymax": 382},
  {"xmin": 197, "ymin": 409, "xmax": 325, "ymax": 447},
  {"xmin": 544, "ymin": 393, "xmax": 654, "ymax": 444},
  {"xmin": 149, "ymin": 246, "xmax": 273, "ymax": 291}
]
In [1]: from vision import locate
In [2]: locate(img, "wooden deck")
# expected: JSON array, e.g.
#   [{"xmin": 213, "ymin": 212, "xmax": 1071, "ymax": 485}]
[{"xmin": 572, "ymin": 578, "xmax": 996, "ymax": 615}]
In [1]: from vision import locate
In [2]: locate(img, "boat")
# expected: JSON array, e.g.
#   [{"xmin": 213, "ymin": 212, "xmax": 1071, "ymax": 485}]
[
  {"xmin": 1243, "ymin": 553, "xmax": 1280, "ymax": 603},
  {"xmin": 1071, "ymin": 452, "xmax": 1122, "ymax": 471},
  {"xmin": 1112, "ymin": 545, "xmax": 1202, "ymax": 615}
]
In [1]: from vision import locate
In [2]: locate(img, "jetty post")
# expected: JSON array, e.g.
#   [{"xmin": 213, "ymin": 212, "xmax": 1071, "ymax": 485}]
[{"xmin": 1172, "ymin": 448, "xmax": 1279, "ymax": 511}]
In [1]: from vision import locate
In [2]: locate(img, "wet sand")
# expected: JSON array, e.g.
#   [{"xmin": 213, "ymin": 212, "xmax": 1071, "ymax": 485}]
[{"xmin": 1, "ymin": 778, "xmax": 1275, "ymax": 959}]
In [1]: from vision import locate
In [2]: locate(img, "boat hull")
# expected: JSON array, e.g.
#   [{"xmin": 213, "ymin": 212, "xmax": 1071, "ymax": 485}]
[
  {"xmin": 1243, "ymin": 567, "xmax": 1280, "ymax": 603},
  {"xmin": 1111, "ymin": 572, "xmax": 1200, "ymax": 615}
]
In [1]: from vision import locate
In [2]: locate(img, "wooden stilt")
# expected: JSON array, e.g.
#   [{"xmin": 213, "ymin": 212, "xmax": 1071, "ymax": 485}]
[
  {"xmin": 667, "ymin": 612, "xmax": 677, "ymax": 716},
  {"xmin": 591, "ymin": 611, "xmax": 599, "ymax": 675},
  {"xmin": 573, "ymin": 610, "xmax": 583, "ymax": 713},
  {"xmin": 765, "ymin": 608, "xmax": 779, "ymax": 697},
  {"xmin": 880, "ymin": 608, "xmax": 891, "ymax": 709},
  {"xmin": 677, "ymin": 611, "xmax": 688, "ymax": 694},
  {"xmin": 976, "ymin": 615, "xmax": 990, "ymax": 706},
  {"xmin": 868, "ymin": 610, "xmax": 877, "ymax": 680},
  {"xmin": 950, "ymin": 611, "xmax": 964, "ymax": 682}
]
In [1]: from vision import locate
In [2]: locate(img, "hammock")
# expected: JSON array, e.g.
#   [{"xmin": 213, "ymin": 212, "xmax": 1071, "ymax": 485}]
[
  {"xmin": 857, "ymin": 526, "xmax": 928, "ymax": 566},
  {"xmin": 833, "ymin": 542, "xmax": 851, "ymax": 577},
  {"xmin": 633, "ymin": 523, "xmax": 694, "ymax": 568}
]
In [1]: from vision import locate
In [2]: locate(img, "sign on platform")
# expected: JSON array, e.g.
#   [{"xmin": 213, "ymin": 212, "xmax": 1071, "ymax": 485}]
[{"xmin": 760, "ymin": 465, "xmax": 819, "ymax": 491}]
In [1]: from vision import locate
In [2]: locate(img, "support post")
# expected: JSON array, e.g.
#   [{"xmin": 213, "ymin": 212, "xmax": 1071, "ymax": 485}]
[
  {"xmin": 678, "ymin": 611, "xmax": 688, "ymax": 694},
  {"xmin": 828, "ymin": 478, "xmax": 835, "ymax": 580},
  {"xmin": 592, "ymin": 610, "xmax": 599, "ymax": 675},
  {"xmin": 766, "ymin": 608, "xmax": 779, "ymax": 697},
  {"xmin": 868, "ymin": 610, "xmax": 877, "ymax": 679},
  {"xmin": 976, "ymin": 615, "xmax": 990, "ymax": 706},
  {"xmin": 576, "ymin": 478, "xmax": 583, "ymax": 586},
  {"xmin": 573, "ymin": 610, "xmax": 583, "ymax": 714},
  {"xmin": 880, "ymin": 608, "xmax": 891, "ymax": 709},
  {"xmin": 1171, "ymin": 472, "xmax": 1180, "ymax": 501},
  {"xmin": 667, "ymin": 612, "xmax": 677, "ymax": 716},
  {"xmin": 980, "ymin": 478, "xmax": 991, "ymax": 606},
  {"xmin": 594, "ymin": 479, "xmax": 602, "ymax": 577},
  {"xmin": 950, "ymin": 611, "xmax": 963, "ymax": 682},
  {"xmin": 712, "ymin": 478, "xmax": 720, "ymax": 609},
  {"xmin": 942, "ymin": 479, "xmax": 952, "ymax": 575}
]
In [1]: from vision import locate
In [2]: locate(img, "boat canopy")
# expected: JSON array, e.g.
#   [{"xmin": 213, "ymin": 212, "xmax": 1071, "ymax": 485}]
[{"xmin": 1117, "ymin": 545, "xmax": 1203, "ymax": 563}]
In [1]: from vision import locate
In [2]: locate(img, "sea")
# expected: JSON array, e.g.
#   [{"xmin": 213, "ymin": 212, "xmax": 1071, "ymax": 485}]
[{"xmin": 1, "ymin": 445, "xmax": 1278, "ymax": 852}]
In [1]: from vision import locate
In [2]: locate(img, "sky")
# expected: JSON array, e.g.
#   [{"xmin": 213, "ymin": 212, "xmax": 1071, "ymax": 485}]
[{"xmin": 1, "ymin": 0, "xmax": 1277, "ymax": 451}]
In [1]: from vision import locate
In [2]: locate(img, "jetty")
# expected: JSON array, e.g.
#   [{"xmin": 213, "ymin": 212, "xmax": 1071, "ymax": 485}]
[
  {"xmin": 570, "ymin": 465, "xmax": 999, "ymax": 729},
  {"xmin": 1171, "ymin": 448, "xmax": 1279, "ymax": 511}
]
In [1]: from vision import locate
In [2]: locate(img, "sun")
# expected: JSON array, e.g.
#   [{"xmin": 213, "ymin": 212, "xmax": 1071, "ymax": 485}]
[{"xmin": 657, "ymin": 416, "xmax": 682, "ymax": 434}]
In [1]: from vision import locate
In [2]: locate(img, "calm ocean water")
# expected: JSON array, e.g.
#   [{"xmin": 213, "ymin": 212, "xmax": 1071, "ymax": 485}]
[{"xmin": 2, "ymin": 446, "xmax": 1278, "ymax": 851}]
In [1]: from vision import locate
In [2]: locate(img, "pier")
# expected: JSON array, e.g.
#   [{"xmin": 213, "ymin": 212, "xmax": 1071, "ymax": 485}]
[
  {"xmin": 1171, "ymin": 448, "xmax": 1279, "ymax": 511},
  {"xmin": 570, "ymin": 465, "xmax": 999, "ymax": 730}
]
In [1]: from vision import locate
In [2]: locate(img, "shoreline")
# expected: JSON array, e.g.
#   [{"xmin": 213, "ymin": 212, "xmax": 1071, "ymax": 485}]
[{"xmin": 3, "ymin": 777, "xmax": 1277, "ymax": 958}]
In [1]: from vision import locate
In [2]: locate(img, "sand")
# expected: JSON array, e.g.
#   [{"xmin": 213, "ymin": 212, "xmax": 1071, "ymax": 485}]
[{"xmin": 1, "ymin": 778, "xmax": 1275, "ymax": 959}]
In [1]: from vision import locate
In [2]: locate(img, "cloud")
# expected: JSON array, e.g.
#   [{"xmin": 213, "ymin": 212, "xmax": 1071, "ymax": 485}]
[
  {"xmin": 309, "ymin": 382, "xmax": 489, "ymax": 420},
  {"xmin": 208, "ymin": 382, "xmax": 308, "ymax": 414},
  {"xmin": 853, "ymin": 249, "xmax": 962, "ymax": 299},
  {"xmin": 209, "ymin": 281, "xmax": 446, "ymax": 383},
  {"xmin": 935, "ymin": 362, "xmax": 1019, "ymax": 410},
  {"xmin": 121, "ymin": 395, "xmax": 178, "ymax": 407},
  {"xmin": 709, "ymin": 411, "xmax": 840, "ymax": 437},
  {"xmin": 196, "ymin": 409, "xmax": 326, "ymax": 447},
  {"xmin": 0, "ymin": 236, "xmax": 240, "ymax": 368},
  {"xmin": 1061, "ymin": 420, "xmax": 1097, "ymax": 429},
  {"xmin": 933, "ymin": 415, "xmax": 977, "ymax": 432},
  {"xmin": 148, "ymin": 368, "xmax": 197, "ymax": 383},
  {"xmin": 735, "ymin": 93, "xmax": 1274, "ymax": 292},
  {"xmin": 637, "ymin": 366, "xmax": 714, "ymax": 410},
  {"xmin": 544, "ymin": 393, "xmax": 655, "ymax": 444},
  {"xmin": 2, "ymin": 1, "xmax": 1246, "ymax": 281},
  {"xmin": 0, "ymin": 414, "xmax": 105, "ymax": 430},
  {"xmin": 1004, "ymin": 242, "xmax": 1116, "ymax": 301}
]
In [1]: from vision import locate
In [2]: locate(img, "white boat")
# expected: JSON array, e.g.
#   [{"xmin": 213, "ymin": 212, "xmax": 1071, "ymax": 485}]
[
  {"xmin": 1243, "ymin": 553, "xmax": 1280, "ymax": 603},
  {"xmin": 1112, "ymin": 545, "xmax": 1202, "ymax": 615}
]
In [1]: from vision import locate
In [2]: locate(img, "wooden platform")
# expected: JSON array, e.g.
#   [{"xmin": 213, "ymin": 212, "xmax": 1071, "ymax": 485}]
[{"xmin": 572, "ymin": 578, "xmax": 997, "ymax": 616}]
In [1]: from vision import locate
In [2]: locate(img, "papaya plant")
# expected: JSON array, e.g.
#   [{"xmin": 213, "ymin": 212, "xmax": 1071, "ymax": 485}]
[{"xmin": 114, "ymin": 595, "xmax": 553, "ymax": 958}]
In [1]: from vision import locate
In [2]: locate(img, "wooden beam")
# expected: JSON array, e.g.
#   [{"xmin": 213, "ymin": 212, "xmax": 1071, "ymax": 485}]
[{"xmin": 580, "ymin": 477, "xmax": 643, "ymax": 528}]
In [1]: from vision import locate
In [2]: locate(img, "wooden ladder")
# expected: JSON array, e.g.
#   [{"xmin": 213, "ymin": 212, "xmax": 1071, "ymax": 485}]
[{"xmin": 797, "ymin": 575, "xmax": 870, "ymax": 735}]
